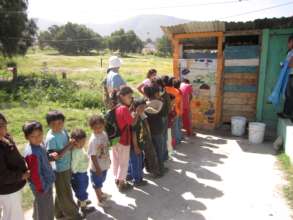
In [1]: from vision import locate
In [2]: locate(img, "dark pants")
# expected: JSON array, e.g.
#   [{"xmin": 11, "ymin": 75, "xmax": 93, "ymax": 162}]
[
  {"xmin": 284, "ymin": 75, "xmax": 293, "ymax": 116},
  {"xmin": 55, "ymin": 170, "xmax": 80, "ymax": 220},
  {"xmin": 71, "ymin": 172, "xmax": 89, "ymax": 202},
  {"xmin": 128, "ymin": 149, "xmax": 144, "ymax": 183},
  {"xmin": 152, "ymin": 135, "xmax": 164, "ymax": 174},
  {"xmin": 162, "ymin": 117, "xmax": 169, "ymax": 161},
  {"xmin": 33, "ymin": 187, "xmax": 54, "ymax": 220}
]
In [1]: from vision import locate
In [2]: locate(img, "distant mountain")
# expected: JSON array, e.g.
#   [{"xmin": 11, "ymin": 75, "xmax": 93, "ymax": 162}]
[{"xmin": 36, "ymin": 14, "xmax": 189, "ymax": 40}]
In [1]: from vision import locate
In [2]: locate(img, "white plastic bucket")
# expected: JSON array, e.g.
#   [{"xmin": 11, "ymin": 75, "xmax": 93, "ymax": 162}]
[
  {"xmin": 231, "ymin": 116, "xmax": 247, "ymax": 136},
  {"xmin": 249, "ymin": 122, "xmax": 266, "ymax": 144}
]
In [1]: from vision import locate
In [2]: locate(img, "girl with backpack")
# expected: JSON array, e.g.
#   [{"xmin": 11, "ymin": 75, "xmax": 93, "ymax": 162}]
[{"xmin": 110, "ymin": 86, "xmax": 144, "ymax": 192}]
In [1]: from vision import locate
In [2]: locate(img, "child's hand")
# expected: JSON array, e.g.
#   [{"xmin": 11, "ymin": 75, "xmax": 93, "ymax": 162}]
[
  {"xmin": 95, "ymin": 169, "xmax": 102, "ymax": 176},
  {"xmin": 49, "ymin": 152, "xmax": 60, "ymax": 160},
  {"xmin": 69, "ymin": 138, "xmax": 77, "ymax": 147},
  {"xmin": 134, "ymin": 147, "xmax": 142, "ymax": 155},
  {"xmin": 136, "ymin": 105, "xmax": 145, "ymax": 116},
  {"xmin": 22, "ymin": 170, "xmax": 30, "ymax": 181}
]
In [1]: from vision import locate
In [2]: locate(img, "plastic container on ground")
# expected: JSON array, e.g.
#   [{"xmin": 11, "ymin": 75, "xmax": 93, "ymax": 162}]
[
  {"xmin": 231, "ymin": 116, "xmax": 247, "ymax": 136},
  {"xmin": 249, "ymin": 122, "xmax": 266, "ymax": 144}
]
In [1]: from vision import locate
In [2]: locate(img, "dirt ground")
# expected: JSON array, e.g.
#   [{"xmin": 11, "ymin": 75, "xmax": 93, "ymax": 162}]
[{"xmin": 25, "ymin": 130, "xmax": 292, "ymax": 220}]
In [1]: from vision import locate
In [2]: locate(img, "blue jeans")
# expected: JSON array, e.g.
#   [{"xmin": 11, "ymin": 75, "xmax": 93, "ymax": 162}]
[
  {"xmin": 71, "ymin": 172, "xmax": 89, "ymax": 201},
  {"xmin": 173, "ymin": 116, "xmax": 183, "ymax": 145},
  {"xmin": 152, "ymin": 135, "xmax": 164, "ymax": 173},
  {"xmin": 127, "ymin": 149, "xmax": 144, "ymax": 183}
]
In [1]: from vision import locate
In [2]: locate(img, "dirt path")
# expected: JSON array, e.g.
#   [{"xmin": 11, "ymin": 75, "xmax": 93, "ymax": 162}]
[{"xmin": 25, "ymin": 131, "xmax": 291, "ymax": 220}]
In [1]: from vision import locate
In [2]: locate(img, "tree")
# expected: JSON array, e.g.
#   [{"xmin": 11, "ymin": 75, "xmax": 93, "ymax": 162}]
[
  {"xmin": 0, "ymin": 0, "xmax": 37, "ymax": 56},
  {"xmin": 38, "ymin": 23, "xmax": 104, "ymax": 55},
  {"xmin": 156, "ymin": 35, "xmax": 172, "ymax": 57},
  {"xmin": 107, "ymin": 29, "xmax": 143, "ymax": 54}
]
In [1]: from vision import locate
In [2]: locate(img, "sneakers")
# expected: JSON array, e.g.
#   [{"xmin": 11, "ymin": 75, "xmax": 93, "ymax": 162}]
[
  {"xmin": 101, "ymin": 193, "xmax": 112, "ymax": 200},
  {"xmin": 118, "ymin": 182, "xmax": 133, "ymax": 192},
  {"xmin": 98, "ymin": 200, "xmax": 111, "ymax": 208}
]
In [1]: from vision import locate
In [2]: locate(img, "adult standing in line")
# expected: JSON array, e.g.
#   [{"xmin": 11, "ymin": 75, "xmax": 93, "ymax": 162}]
[
  {"xmin": 102, "ymin": 56, "xmax": 126, "ymax": 109},
  {"xmin": 0, "ymin": 113, "xmax": 30, "ymax": 220}
]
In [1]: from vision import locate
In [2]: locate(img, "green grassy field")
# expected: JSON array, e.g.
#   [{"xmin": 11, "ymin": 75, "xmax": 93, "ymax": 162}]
[{"xmin": 0, "ymin": 49, "xmax": 172, "ymax": 210}]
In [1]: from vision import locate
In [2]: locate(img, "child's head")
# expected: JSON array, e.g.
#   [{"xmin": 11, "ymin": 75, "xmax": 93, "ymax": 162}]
[
  {"xmin": 117, "ymin": 86, "xmax": 134, "ymax": 106},
  {"xmin": 182, "ymin": 78, "xmax": 190, "ymax": 84},
  {"xmin": 46, "ymin": 110, "xmax": 65, "ymax": 133},
  {"xmin": 132, "ymin": 98, "xmax": 146, "ymax": 111},
  {"xmin": 153, "ymin": 77, "xmax": 165, "ymax": 91},
  {"xmin": 147, "ymin": 69, "xmax": 157, "ymax": 80},
  {"xmin": 173, "ymin": 79, "xmax": 181, "ymax": 89},
  {"xmin": 70, "ymin": 128, "xmax": 87, "ymax": 149},
  {"xmin": 89, "ymin": 115, "xmax": 105, "ymax": 135},
  {"xmin": 289, "ymin": 34, "xmax": 293, "ymax": 50},
  {"xmin": 144, "ymin": 85, "xmax": 160, "ymax": 100},
  {"xmin": 22, "ymin": 121, "xmax": 43, "ymax": 146},
  {"xmin": 0, "ymin": 113, "xmax": 7, "ymax": 138}
]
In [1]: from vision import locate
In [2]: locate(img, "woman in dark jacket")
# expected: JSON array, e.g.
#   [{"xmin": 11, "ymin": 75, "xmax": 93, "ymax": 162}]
[{"xmin": 0, "ymin": 113, "xmax": 30, "ymax": 220}]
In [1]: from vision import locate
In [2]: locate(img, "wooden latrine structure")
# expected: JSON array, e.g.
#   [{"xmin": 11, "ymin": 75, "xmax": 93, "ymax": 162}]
[{"xmin": 161, "ymin": 17, "xmax": 293, "ymax": 129}]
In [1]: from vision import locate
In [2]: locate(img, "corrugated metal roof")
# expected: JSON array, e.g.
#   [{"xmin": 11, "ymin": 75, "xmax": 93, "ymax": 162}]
[
  {"xmin": 161, "ymin": 21, "xmax": 225, "ymax": 37},
  {"xmin": 161, "ymin": 17, "xmax": 293, "ymax": 37}
]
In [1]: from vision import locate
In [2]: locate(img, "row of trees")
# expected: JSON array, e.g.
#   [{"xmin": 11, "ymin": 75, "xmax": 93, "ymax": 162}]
[
  {"xmin": 38, "ymin": 23, "xmax": 145, "ymax": 55},
  {"xmin": 0, "ymin": 0, "xmax": 172, "ymax": 57},
  {"xmin": 38, "ymin": 22, "xmax": 172, "ymax": 56}
]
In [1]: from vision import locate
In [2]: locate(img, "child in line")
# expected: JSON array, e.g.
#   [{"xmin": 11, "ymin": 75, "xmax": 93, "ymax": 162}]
[
  {"xmin": 70, "ymin": 129, "xmax": 95, "ymax": 216},
  {"xmin": 173, "ymin": 79, "xmax": 184, "ymax": 144},
  {"xmin": 137, "ymin": 69, "xmax": 157, "ymax": 96},
  {"xmin": 88, "ymin": 115, "xmax": 112, "ymax": 207},
  {"xmin": 163, "ymin": 76, "xmax": 182, "ymax": 146},
  {"xmin": 180, "ymin": 78, "xmax": 194, "ymax": 136},
  {"xmin": 45, "ymin": 110, "xmax": 82, "ymax": 220},
  {"xmin": 111, "ymin": 86, "xmax": 143, "ymax": 192},
  {"xmin": 0, "ymin": 113, "xmax": 29, "ymax": 220},
  {"xmin": 144, "ymin": 85, "xmax": 167, "ymax": 176},
  {"xmin": 128, "ymin": 98, "xmax": 148, "ymax": 186},
  {"xmin": 23, "ymin": 121, "xmax": 55, "ymax": 220},
  {"xmin": 153, "ymin": 77, "xmax": 171, "ymax": 161}
]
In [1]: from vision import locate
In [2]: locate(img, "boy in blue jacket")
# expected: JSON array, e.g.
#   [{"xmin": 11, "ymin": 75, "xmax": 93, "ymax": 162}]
[{"xmin": 23, "ymin": 121, "xmax": 56, "ymax": 220}]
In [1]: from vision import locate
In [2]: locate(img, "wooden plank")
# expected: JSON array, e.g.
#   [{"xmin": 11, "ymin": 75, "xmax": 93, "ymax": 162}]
[
  {"xmin": 224, "ymin": 66, "xmax": 258, "ymax": 73},
  {"xmin": 223, "ymin": 104, "xmax": 256, "ymax": 112},
  {"xmin": 172, "ymin": 39, "xmax": 180, "ymax": 79},
  {"xmin": 256, "ymin": 29, "xmax": 269, "ymax": 121},
  {"xmin": 223, "ymin": 97, "xmax": 257, "ymax": 105},
  {"xmin": 225, "ymin": 30, "xmax": 261, "ymax": 37},
  {"xmin": 222, "ymin": 114, "xmax": 256, "ymax": 122},
  {"xmin": 225, "ymin": 58, "xmax": 259, "ymax": 66},
  {"xmin": 224, "ymin": 92, "xmax": 257, "ymax": 97},
  {"xmin": 224, "ymin": 78, "xmax": 257, "ymax": 85},
  {"xmin": 215, "ymin": 33, "xmax": 224, "ymax": 128},
  {"xmin": 174, "ymin": 32, "xmax": 223, "ymax": 40},
  {"xmin": 224, "ymin": 73, "xmax": 257, "ymax": 80},
  {"xmin": 224, "ymin": 45, "xmax": 260, "ymax": 59},
  {"xmin": 224, "ymin": 85, "xmax": 257, "ymax": 93}
]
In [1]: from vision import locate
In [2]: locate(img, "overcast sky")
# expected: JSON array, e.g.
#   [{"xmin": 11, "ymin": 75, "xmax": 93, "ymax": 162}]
[{"xmin": 28, "ymin": 0, "xmax": 293, "ymax": 24}]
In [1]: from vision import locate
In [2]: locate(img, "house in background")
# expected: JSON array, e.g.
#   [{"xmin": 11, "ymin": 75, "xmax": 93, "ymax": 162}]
[
  {"xmin": 142, "ymin": 42, "xmax": 157, "ymax": 54},
  {"xmin": 161, "ymin": 16, "xmax": 293, "ymax": 130}
]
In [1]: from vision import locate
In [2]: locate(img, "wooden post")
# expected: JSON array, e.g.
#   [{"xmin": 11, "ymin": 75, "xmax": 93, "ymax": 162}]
[
  {"xmin": 12, "ymin": 67, "xmax": 17, "ymax": 81},
  {"xmin": 256, "ymin": 29, "xmax": 269, "ymax": 122},
  {"xmin": 172, "ymin": 38, "xmax": 180, "ymax": 78},
  {"xmin": 214, "ymin": 33, "xmax": 224, "ymax": 128}
]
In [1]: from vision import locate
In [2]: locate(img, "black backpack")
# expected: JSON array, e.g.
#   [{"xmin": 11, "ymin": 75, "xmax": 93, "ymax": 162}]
[{"xmin": 104, "ymin": 106, "xmax": 120, "ymax": 142}]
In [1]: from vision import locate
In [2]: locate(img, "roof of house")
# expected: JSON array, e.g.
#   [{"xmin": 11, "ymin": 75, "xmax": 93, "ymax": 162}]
[{"xmin": 161, "ymin": 16, "xmax": 293, "ymax": 37}]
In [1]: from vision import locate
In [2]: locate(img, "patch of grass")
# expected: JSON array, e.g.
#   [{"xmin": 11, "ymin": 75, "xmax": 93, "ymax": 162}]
[{"xmin": 278, "ymin": 153, "xmax": 293, "ymax": 208}]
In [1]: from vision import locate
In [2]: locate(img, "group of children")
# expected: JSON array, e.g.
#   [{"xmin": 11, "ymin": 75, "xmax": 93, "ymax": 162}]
[{"xmin": 0, "ymin": 68, "xmax": 193, "ymax": 220}]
